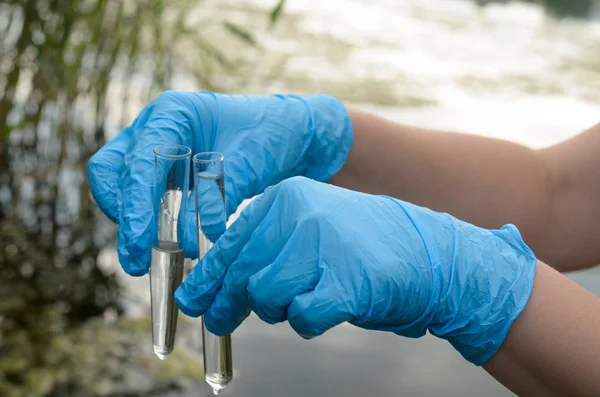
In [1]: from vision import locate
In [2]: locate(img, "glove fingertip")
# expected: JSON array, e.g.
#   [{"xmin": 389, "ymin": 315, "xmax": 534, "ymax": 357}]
[
  {"xmin": 174, "ymin": 273, "xmax": 219, "ymax": 317},
  {"xmin": 118, "ymin": 211, "xmax": 155, "ymax": 275},
  {"xmin": 174, "ymin": 289, "xmax": 203, "ymax": 318},
  {"xmin": 298, "ymin": 332, "xmax": 317, "ymax": 340},
  {"xmin": 117, "ymin": 244, "xmax": 149, "ymax": 276},
  {"xmin": 204, "ymin": 307, "xmax": 246, "ymax": 336},
  {"xmin": 203, "ymin": 310, "xmax": 232, "ymax": 337},
  {"xmin": 123, "ymin": 266, "xmax": 149, "ymax": 277}
]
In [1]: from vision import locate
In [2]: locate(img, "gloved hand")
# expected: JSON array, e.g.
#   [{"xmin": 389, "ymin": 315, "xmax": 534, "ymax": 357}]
[
  {"xmin": 87, "ymin": 91, "xmax": 353, "ymax": 276},
  {"xmin": 175, "ymin": 176, "xmax": 537, "ymax": 366}
]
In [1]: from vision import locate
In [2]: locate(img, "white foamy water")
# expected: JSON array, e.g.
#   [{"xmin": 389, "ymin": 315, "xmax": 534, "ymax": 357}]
[
  {"xmin": 107, "ymin": 0, "xmax": 600, "ymax": 149},
  {"xmin": 230, "ymin": 0, "xmax": 600, "ymax": 148}
]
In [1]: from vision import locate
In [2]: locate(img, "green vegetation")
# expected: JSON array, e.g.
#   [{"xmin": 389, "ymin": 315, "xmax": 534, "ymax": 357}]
[
  {"xmin": 0, "ymin": 0, "xmax": 284, "ymax": 395},
  {"xmin": 541, "ymin": 0, "xmax": 595, "ymax": 18}
]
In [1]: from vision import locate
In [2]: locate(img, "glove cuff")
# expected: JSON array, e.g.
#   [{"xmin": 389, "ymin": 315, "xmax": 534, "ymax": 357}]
[
  {"xmin": 288, "ymin": 95, "xmax": 354, "ymax": 182},
  {"xmin": 428, "ymin": 223, "xmax": 537, "ymax": 366}
]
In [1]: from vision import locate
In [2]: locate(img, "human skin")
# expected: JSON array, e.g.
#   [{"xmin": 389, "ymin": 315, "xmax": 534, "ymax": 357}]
[
  {"xmin": 331, "ymin": 108, "xmax": 600, "ymax": 272},
  {"xmin": 483, "ymin": 261, "xmax": 600, "ymax": 396}
]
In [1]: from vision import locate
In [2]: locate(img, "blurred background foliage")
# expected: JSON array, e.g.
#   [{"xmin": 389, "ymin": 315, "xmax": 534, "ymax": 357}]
[
  {"xmin": 0, "ymin": 0, "xmax": 284, "ymax": 395},
  {"xmin": 0, "ymin": 0, "xmax": 597, "ymax": 396}
]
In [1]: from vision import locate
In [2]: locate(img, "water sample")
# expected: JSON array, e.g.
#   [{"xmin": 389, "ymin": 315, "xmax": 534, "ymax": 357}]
[
  {"xmin": 150, "ymin": 144, "xmax": 191, "ymax": 360},
  {"xmin": 151, "ymin": 240, "xmax": 185, "ymax": 359},
  {"xmin": 202, "ymin": 316, "xmax": 233, "ymax": 394},
  {"xmin": 193, "ymin": 152, "xmax": 233, "ymax": 395}
]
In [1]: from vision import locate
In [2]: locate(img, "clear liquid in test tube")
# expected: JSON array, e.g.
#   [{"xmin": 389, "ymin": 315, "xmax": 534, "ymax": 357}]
[
  {"xmin": 150, "ymin": 144, "xmax": 191, "ymax": 360},
  {"xmin": 193, "ymin": 152, "xmax": 232, "ymax": 395}
]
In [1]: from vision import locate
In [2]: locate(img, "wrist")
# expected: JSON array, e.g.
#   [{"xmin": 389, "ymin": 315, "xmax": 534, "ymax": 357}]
[
  {"xmin": 289, "ymin": 94, "xmax": 354, "ymax": 182},
  {"xmin": 430, "ymin": 221, "xmax": 537, "ymax": 365},
  {"xmin": 382, "ymin": 198, "xmax": 537, "ymax": 365}
]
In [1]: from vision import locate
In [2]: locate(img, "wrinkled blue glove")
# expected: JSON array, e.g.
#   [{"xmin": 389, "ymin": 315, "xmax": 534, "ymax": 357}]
[
  {"xmin": 87, "ymin": 91, "xmax": 353, "ymax": 276},
  {"xmin": 175, "ymin": 176, "xmax": 536, "ymax": 366}
]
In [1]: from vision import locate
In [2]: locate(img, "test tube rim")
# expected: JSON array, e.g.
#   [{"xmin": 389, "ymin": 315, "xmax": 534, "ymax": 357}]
[
  {"xmin": 193, "ymin": 152, "xmax": 224, "ymax": 164},
  {"xmin": 153, "ymin": 144, "xmax": 192, "ymax": 159}
]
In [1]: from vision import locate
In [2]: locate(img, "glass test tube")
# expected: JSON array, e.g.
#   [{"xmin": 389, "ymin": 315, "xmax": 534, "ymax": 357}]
[
  {"xmin": 193, "ymin": 152, "xmax": 233, "ymax": 395},
  {"xmin": 150, "ymin": 144, "xmax": 191, "ymax": 360}
]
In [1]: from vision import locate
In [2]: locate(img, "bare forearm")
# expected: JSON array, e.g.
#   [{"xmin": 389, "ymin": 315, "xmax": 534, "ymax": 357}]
[
  {"xmin": 330, "ymin": 107, "xmax": 600, "ymax": 271},
  {"xmin": 483, "ymin": 261, "xmax": 600, "ymax": 396}
]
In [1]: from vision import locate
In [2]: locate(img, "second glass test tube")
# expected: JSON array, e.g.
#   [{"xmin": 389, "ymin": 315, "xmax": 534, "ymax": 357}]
[{"xmin": 193, "ymin": 152, "xmax": 233, "ymax": 395}]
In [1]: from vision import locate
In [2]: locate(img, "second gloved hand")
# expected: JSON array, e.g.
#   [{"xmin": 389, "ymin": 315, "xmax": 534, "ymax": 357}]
[{"xmin": 175, "ymin": 177, "xmax": 536, "ymax": 366}]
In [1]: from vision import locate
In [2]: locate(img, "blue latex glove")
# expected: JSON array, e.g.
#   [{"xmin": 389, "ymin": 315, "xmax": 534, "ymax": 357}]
[
  {"xmin": 175, "ymin": 176, "xmax": 536, "ymax": 365},
  {"xmin": 87, "ymin": 91, "xmax": 353, "ymax": 276}
]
